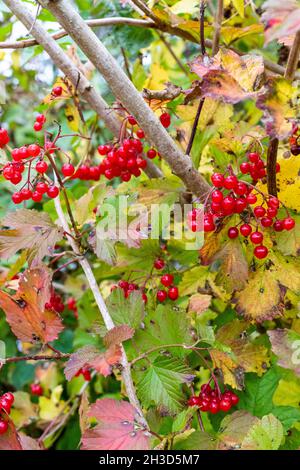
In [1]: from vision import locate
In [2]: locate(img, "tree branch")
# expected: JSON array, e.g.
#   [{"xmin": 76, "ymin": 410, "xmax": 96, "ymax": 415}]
[
  {"xmin": 267, "ymin": 31, "xmax": 300, "ymax": 196},
  {"xmin": 0, "ymin": 17, "xmax": 298, "ymax": 80},
  {"xmin": 2, "ymin": 0, "xmax": 161, "ymax": 180},
  {"xmin": 212, "ymin": 0, "xmax": 223, "ymax": 56},
  {"xmin": 6, "ymin": 353, "xmax": 69, "ymax": 363},
  {"xmin": 38, "ymin": 0, "xmax": 210, "ymax": 200}
]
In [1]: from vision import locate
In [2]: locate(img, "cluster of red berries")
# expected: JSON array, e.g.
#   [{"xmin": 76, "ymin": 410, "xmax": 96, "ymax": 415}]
[
  {"xmin": 72, "ymin": 164, "xmax": 102, "ymax": 181},
  {"xmin": 113, "ymin": 280, "xmax": 148, "ymax": 304},
  {"xmin": 45, "ymin": 290, "xmax": 65, "ymax": 313},
  {"xmin": 0, "ymin": 128, "xmax": 9, "ymax": 148},
  {"xmin": 0, "ymin": 392, "xmax": 14, "ymax": 435},
  {"xmin": 75, "ymin": 367, "xmax": 91, "ymax": 381},
  {"xmin": 289, "ymin": 123, "xmax": 300, "ymax": 155},
  {"xmin": 30, "ymin": 383, "xmax": 43, "ymax": 396},
  {"xmin": 156, "ymin": 274, "xmax": 179, "ymax": 302},
  {"xmin": 33, "ymin": 113, "xmax": 46, "ymax": 132},
  {"xmin": 239, "ymin": 151, "xmax": 279, "ymax": 181},
  {"xmin": 97, "ymin": 137, "xmax": 147, "ymax": 182},
  {"xmin": 188, "ymin": 383, "xmax": 239, "ymax": 414},
  {"xmin": 67, "ymin": 297, "xmax": 78, "ymax": 319},
  {"xmin": 188, "ymin": 152, "xmax": 295, "ymax": 260}
]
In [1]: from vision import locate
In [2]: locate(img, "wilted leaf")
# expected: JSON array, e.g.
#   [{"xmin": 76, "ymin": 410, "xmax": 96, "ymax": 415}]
[
  {"xmin": 178, "ymin": 265, "xmax": 211, "ymax": 296},
  {"xmin": 210, "ymin": 349, "xmax": 244, "ymax": 389},
  {"xmin": 188, "ymin": 293, "xmax": 211, "ymax": 314},
  {"xmin": 188, "ymin": 49, "xmax": 264, "ymax": 104},
  {"xmin": 0, "ymin": 209, "xmax": 63, "ymax": 265},
  {"xmin": 213, "ymin": 239, "xmax": 249, "ymax": 292},
  {"xmin": 103, "ymin": 325, "xmax": 134, "ymax": 348},
  {"xmin": 262, "ymin": 0, "xmax": 300, "ymax": 44},
  {"xmin": 256, "ymin": 77, "xmax": 297, "ymax": 139},
  {"xmin": 79, "ymin": 391, "xmax": 90, "ymax": 435},
  {"xmin": 18, "ymin": 434, "xmax": 42, "ymax": 450},
  {"xmin": 0, "ymin": 419, "xmax": 22, "ymax": 450},
  {"xmin": 0, "ymin": 267, "xmax": 63, "ymax": 343},
  {"xmin": 217, "ymin": 410, "xmax": 259, "ymax": 450},
  {"xmin": 268, "ymin": 329, "xmax": 300, "ymax": 376},
  {"xmin": 81, "ymin": 398, "xmax": 150, "ymax": 450},
  {"xmin": 65, "ymin": 102, "xmax": 80, "ymax": 132},
  {"xmin": 241, "ymin": 414, "xmax": 283, "ymax": 450}
]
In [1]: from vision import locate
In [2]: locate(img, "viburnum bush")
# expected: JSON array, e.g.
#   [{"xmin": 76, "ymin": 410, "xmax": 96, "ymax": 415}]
[{"xmin": 0, "ymin": 0, "xmax": 300, "ymax": 453}]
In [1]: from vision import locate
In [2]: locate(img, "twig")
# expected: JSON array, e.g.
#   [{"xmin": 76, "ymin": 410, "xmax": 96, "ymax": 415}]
[
  {"xmin": 200, "ymin": 0, "xmax": 206, "ymax": 56},
  {"xmin": 130, "ymin": 343, "xmax": 206, "ymax": 366},
  {"xmin": 266, "ymin": 30, "xmax": 300, "ymax": 196},
  {"xmin": 186, "ymin": 98, "xmax": 204, "ymax": 156},
  {"xmin": 212, "ymin": 0, "xmax": 223, "ymax": 55},
  {"xmin": 121, "ymin": 47, "xmax": 132, "ymax": 80},
  {"xmin": 157, "ymin": 32, "xmax": 188, "ymax": 75},
  {"xmin": 6, "ymin": 353, "xmax": 69, "ymax": 363}
]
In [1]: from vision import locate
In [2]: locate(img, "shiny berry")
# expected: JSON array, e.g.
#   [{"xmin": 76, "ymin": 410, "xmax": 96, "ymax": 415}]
[
  {"xmin": 268, "ymin": 197, "xmax": 280, "ymax": 209},
  {"xmin": 32, "ymin": 191, "xmax": 43, "ymax": 202},
  {"xmin": 0, "ymin": 420, "xmax": 8, "ymax": 435},
  {"xmin": 228, "ymin": 227, "xmax": 239, "ymax": 239},
  {"xmin": 154, "ymin": 258, "xmax": 165, "ymax": 270},
  {"xmin": 246, "ymin": 193, "xmax": 257, "ymax": 204},
  {"xmin": 209, "ymin": 399, "xmax": 220, "ymax": 414},
  {"xmin": 62, "ymin": 163, "xmax": 75, "ymax": 177},
  {"xmin": 20, "ymin": 188, "xmax": 32, "ymax": 200},
  {"xmin": 187, "ymin": 396, "xmax": 201, "ymax": 407},
  {"xmin": 52, "ymin": 86, "xmax": 63, "ymax": 96},
  {"xmin": 219, "ymin": 398, "xmax": 232, "ymax": 412},
  {"xmin": 211, "ymin": 190, "xmax": 223, "ymax": 203},
  {"xmin": 36, "ymin": 114, "xmax": 46, "ymax": 124},
  {"xmin": 254, "ymin": 245, "xmax": 268, "ymax": 259},
  {"xmin": 160, "ymin": 112, "xmax": 171, "ymax": 128},
  {"xmin": 161, "ymin": 274, "xmax": 174, "ymax": 287},
  {"xmin": 36, "ymin": 161, "xmax": 48, "ymax": 173},
  {"xmin": 273, "ymin": 220, "xmax": 284, "ymax": 232},
  {"xmin": 33, "ymin": 121, "xmax": 43, "ymax": 132},
  {"xmin": 136, "ymin": 129, "xmax": 145, "ymax": 139},
  {"xmin": 283, "ymin": 217, "xmax": 295, "ymax": 231},
  {"xmin": 261, "ymin": 216, "xmax": 273, "ymax": 227},
  {"xmin": 47, "ymin": 186, "xmax": 59, "ymax": 198},
  {"xmin": 168, "ymin": 286, "xmax": 179, "ymax": 301},
  {"xmin": 27, "ymin": 144, "xmax": 40, "ymax": 157},
  {"xmin": 2, "ymin": 393, "xmax": 14, "ymax": 405},
  {"xmin": 36, "ymin": 182, "xmax": 48, "ymax": 194},
  {"xmin": 253, "ymin": 206, "xmax": 266, "ymax": 218},
  {"xmin": 12, "ymin": 192, "xmax": 23, "ymax": 204},
  {"xmin": 250, "ymin": 231, "xmax": 263, "ymax": 244},
  {"xmin": 147, "ymin": 148, "xmax": 157, "ymax": 159},
  {"xmin": 224, "ymin": 175, "xmax": 238, "ymax": 190},
  {"xmin": 230, "ymin": 393, "xmax": 239, "ymax": 405},
  {"xmin": 30, "ymin": 384, "xmax": 43, "ymax": 396},
  {"xmin": 240, "ymin": 223, "xmax": 252, "ymax": 237},
  {"xmin": 248, "ymin": 152, "xmax": 260, "ymax": 163},
  {"xmin": 0, "ymin": 398, "xmax": 12, "ymax": 414},
  {"xmin": 211, "ymin": 173, "xmax": 224, "ymax": 188},
  {"xmin": 240, "ymin": 162, "xmax": 250, "ymax": 174},
  {"xmin": 235, "ymin": 182, "xmax": 247, "ymax": 196},
  {"xmin": 128, "ymin": 115, "xmax": 137, "ymax": 125},
  {"xmin": 157, "ymin": 289, "xmax": 167, "ymax": 302}
]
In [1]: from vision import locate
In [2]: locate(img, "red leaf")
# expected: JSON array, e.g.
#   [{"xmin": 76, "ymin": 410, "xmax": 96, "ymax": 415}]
[
  {"xmin": 103, "ymin": 325, "xmax": 134, "ymax": 348},
  {"xmin": 0, "ymin": 267, "xmax": 63, "ymax": 344},
  {"xmin": 0, "ymin": 419, "xmax": 22, "ymax": 450},
  {"xmin": 81, "ymin": 398, "xmax": 150, "ymax": 450}
]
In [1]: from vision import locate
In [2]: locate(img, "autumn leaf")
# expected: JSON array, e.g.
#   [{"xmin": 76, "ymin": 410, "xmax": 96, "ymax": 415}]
[
  {"xmin": 217, "ymin": 410, "xmax": 259, "ymax": 450},
  {"xmin": 81, "ymin": 398, "xmax": 150, "ymax": 450},
  {"xmin": 212, "ymin": 239, "xmax": 249, "ymax": 292},
  {"xmin": 0, "ymin": 209, "xmax": 63, "ymax": 266},
  {"xmin": 43, "ymin": 77, "xmax": 74, "ymax": 104},
  {"xmin": 188, "ymin": 293, "xmax": 211, "ymax": 314},
  {"xmin": 268, "ymin": 329, "xmax": 300, "ymax": 376},
  {"xmin": 262, "ymin": 0, "xmax": 300, "ymax": 45},
  {"xmin": 0, "ymin": 267, "xmax": 63, "ymax": 343},
  {"xmin": 256, "ymin": 77, "xmax": 297, "ymax": 139},
  {"xmin": 65, "ymin": 326, "xmax": 133, "ymax": 380},
  {"xmin": 210, "ymin": 349, "xmax": 244, "ymax": 389},
  {"xmin": 0, "ymin": 418, "xmax": 22, "ymax": 450},
  {"xmin": 241, "ymin": 414, "xmax": 284, "ymax": 450},
  {"xmin": 188, "ymin": 49, "xmax": 264, "ymax": 104}
]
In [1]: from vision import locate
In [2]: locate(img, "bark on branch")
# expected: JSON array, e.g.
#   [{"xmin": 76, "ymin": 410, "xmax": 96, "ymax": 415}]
[{"xmin": 39, "ymin": 0, "xmax": 210, "ymax": 200}]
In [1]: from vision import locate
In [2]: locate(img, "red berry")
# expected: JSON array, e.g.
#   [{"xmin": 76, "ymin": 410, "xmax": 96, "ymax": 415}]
[
  {"xmin": 33, "ymin": 121, "xmax": 43, "ymax": 132},
  {"xmin": 250, "ymin": 231, "xmax": 263, "ymax": 244},
  {"xmin": 224, "ymin": 175, "xmax": 238, "ymax": 190},
  {"xmin": 98, "ymin": 144, "xmax": 109, "ymax": 156},
  {"xmin": 187, "ymin": 396, "xmax": 201, "ymax": 407},
  {"xmin": 0, "ymin": 128, "xmax": 10, "ymax": 147},
  {"xmin": 11, "ymin": 148, "xmax": 22, "ymax": 162},
  {"xmin": 160, "ymin": 112, "xmax": 171, "ymax": 128},
  {"xmin": 161, "ymin": 274, "xmax": 174, "ymax": 287},
  {"xmin": 261, "ymin": 216, "xmax": 273, "ymax": 228},
  {"xmin": 36, "ymin": 161, "xmax": 48, "ymax": 174},
  {"xmin": 142, "ymin": 293, "xmax": 148, "ymax": 304},
  {"xmin": 199, "ymin": 399, "xmax": 211, "ymax": 412},
  {"xmin": 211, "ymin": 190, "xmax": 223, "ymax": 203},
  {"xmin": 147, "ymin": 148, "xmax": 157, "ymax": 159},
  {"xmin": 0, "ymin": 420, "xmax": 8, "ymax": 435},
  {"xmin": 12, "ymin": 192, "xmax": 23, "ymax": 204},
  {"xmin": 209, "ymin": 399, "xmax": 220, "ymax": 414},
  {"xmin": 204, "ymin": 217, "xmax": 215, "ymax": 232},
  {"xmin": 61, "ymin": 163, "xmax": 75, "ymax": 177},
  {"xmin": 235, "ymin": 198, "xmax": 247, "ymax": 213},
  {"xmin": 3, "ymin": 166, "xmax": 14, "ymax": 179},
  {"xmin": 128, "ymin": 115, "xmax": 137, "ymax": 125},
  {"xmin": 36, "ymin": 182, "xmax": 48, "ymax": 194},
  {"xmin": 136, "ymin": 129, "xmax": 145, "ymax": 139},
  {"xmin": 121, "ymin": 171, "xmax": 131, "ymax": 182},
  {"xmin": 11, "ymin": 171, "xmax": 22, "ymax": 185},
  {"xmin": 228, "ymin": 227, "xmax": 239, "ymax": 239},
  {"xmin": 32, "ymin": 191, "xmax": 43, "ymax": 202},
  {"xmin": 82, "ymin": 368, "xmax": 91, "ymax": 381},
  {"xmin": 211, "ymin": 173, "xmax": 224, "ymax": 188},
  {"xmin": 276, "ymin": 162, "xmax": 280, "ymax": 173},
  {"xmin": 267, "ymin": 207, "xmax": 278, "ymax": 218},
  {"xmin": 254, "ymin": 245, "xmax": 268, "ymax": 259},
  {"xmin": 2, "ymin": 393, "xmax": 14, "ymax": 405},
  {"xmin": 27, "ymin": 144, "xmax": 40, "ymax": 157},
  {"xmin": 154, "ymin": 258, "xmax": 165, "ymax": 270},
  {"xmin": 246, "ymin": 193, "xmax": 257, "ymax": 204},
  {"xmin": 235, "ymin": 182, "xmax": 247, "ymax": 196},
  {"xmin": 268, "ymin": 197, "xmax": 280, "ymax": 209},
  {"xmin": 0, "ymin": 398, "xmax": 12, "ymax": 414},
  {"xmin": 47, "ymin": 185, "xmax": 59, "ymax": 198},
  {"xmin": 30, "ymin": 384, "xmax": 43, "ymax": 396},
  {"xmin": 157, "ymin": 289, "xmax": 167, "ymax": 302},
  {"xmin": 222, "ymin": 196, "xmax": 235, "ymax": 214},
  {"xmin": 240, "ymin": 223, "xmax": 252, "ymax": 237},
  {"xmin": 230, "ymin": 393, "xmax": 239, "ymax": 406},
  {"xmin": 248, "ymin": 152, "xmax": 260, "ymax": 163},
  {"xmin": 52, "ymin": 86, "xmax": 63, "ymax": 96},
  {"xmin": 273, "ymin": 220, "xmax": 284, "ymax": 232},
  {"xmin": 118, "ymin": 280, "xmax": 129, "ymax": 290},
  {"xmin": 18, "ymin": 146, "xmax": 29, "ymax": 159},
  {"xmin": 219, "ymin": 398, "xmax": 232, "ymax": 412},
  {"xmin": 240, "ymin": 162, "xmax": 250, "ymax": 174},
  {"xmin": 168, "ymin": 286, "xmax": 179, "ymax": 301},
  {"xmin": 254, "ymin": 206, "xmax": 266, "ymax": 218},
  {"xmin": 20, "ymin": 188, "xmax": 32, "ymax": 200},
  {"xmin": 283, "ymin": 217, "xmax": 295, "ymax": 231},
  {"xmin": 36, "ymin": 114, "xmax": 46, "ymax": 124}
]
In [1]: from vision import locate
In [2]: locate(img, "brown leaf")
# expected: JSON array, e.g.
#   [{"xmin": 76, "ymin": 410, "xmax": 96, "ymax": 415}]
[
  {"xmin": 213, "ymin": 239, "xmax": 249, "ymax": 292},
  {"xmin": 79, "ymin": 391, "xmax": 90, "ymax": 436},
  {"xmin": 0, "ymin": 419, "xmax": 22, "ymax": 450},
  {"xmin": 0, "ymin": 209, "xmax": 63, "ymax": 266},
  {"xmin": 210, "ymin": 349, "xmax": 244, "ymax": 390},
  {"xmin": 217, "ymin": 411, "xmax": 259, "ymax": 450},
  {"xmin": 0, "ymin": 267, "xmax": 63, "ymax": 344},
  {"xmin": 103, "ymin": 325, "xmax": 134, "ymax": 348},
  {"xmin": 188, "ymin": 293, "xmax": 211, "ymax": 314},
  {"xmin": 81, "ymin": 398, "xmax": 150, "ymax": 450}
]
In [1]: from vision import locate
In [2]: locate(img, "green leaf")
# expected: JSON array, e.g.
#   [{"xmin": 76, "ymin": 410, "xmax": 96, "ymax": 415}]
[
  {"xmin": 174, "ymin": 431, "xmax": 217, "ymax": 450},
  {"xmin": 237, "ymin": 368, "xmax": 281, "ymax": 417},
  {"xmin": 137, "ymin": 356, "xmax": 194, "ymax": 413},
  {"xmin": 107, "ymin": 288, "xmax": 144, "ymax": 329},
  {"xmin": 272, "ymin": 406, "xmax": 300, "ymax": 432},
  {"xmin": 241, "ymin": 414, "xmax": 283, "ymax": 450}
]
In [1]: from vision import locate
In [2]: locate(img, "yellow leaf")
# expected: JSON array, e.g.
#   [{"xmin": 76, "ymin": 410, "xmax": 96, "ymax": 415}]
[
  {"xmin": 273, "ymin": 378, "xmax": 300, "ymax": 407},
  {"xmin": 231, "ymin": 0, "xmax": 245, "ymax": 17},
  {"xmin": 221, "ymin": 24, "xmax": 263, "ymax": 45},
  {"xmin": 210, "ymin": 349, "xmax": 243, "ymax": 389},
  {"xmin": 213, "ymin": 239, "xmax": 249, "ymax": 292},
  {"xmin": 43, "ymin": 77, "xmax": 73, "ymax": 104},
  {"xmin": 170, "ymin": 0, "xmax": 199, "ymax": 15},
  {"xmin": 9, "ymin": 392, "xmax": 38, "ymax": 428},
  {"xmin": 39, "ymin": 385, "xmax": 66, "ymax": 421},
  {"xmin": 65, "ymin": 102, "xmax": 80, "ymax": 132}
]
